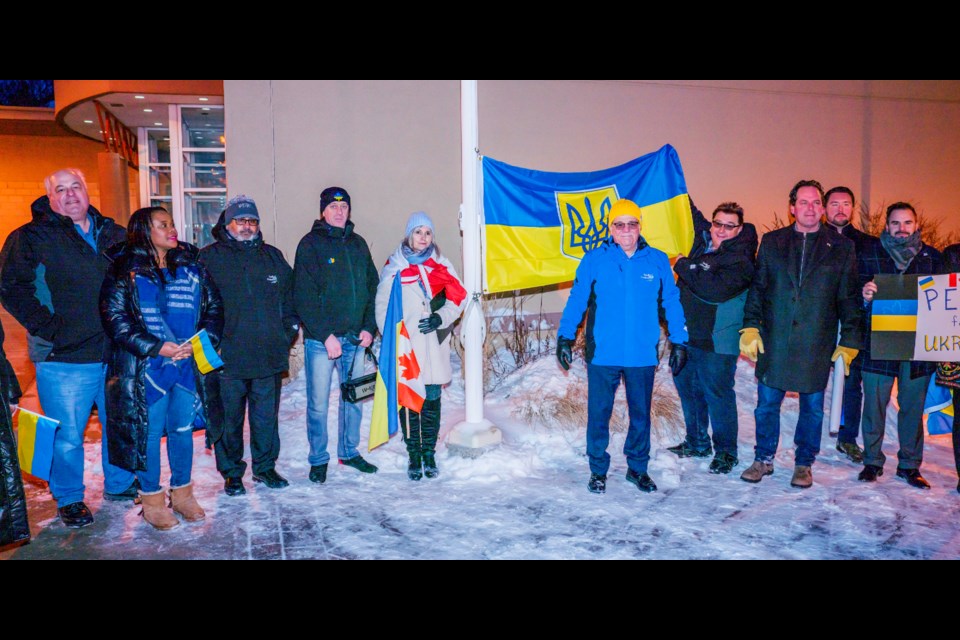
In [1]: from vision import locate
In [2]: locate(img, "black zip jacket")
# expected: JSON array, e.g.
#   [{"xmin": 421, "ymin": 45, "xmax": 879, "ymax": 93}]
[
  {"xmin": 200, "ymin": 213, "xmax": 299, "ymax": 379},
  {"xmin": 293, "ymin": 219, "xmax": 378, "ymax": 342},
  {"xmin": 0, "ymin": 196, "xmax": 126, "ymax": 363}
]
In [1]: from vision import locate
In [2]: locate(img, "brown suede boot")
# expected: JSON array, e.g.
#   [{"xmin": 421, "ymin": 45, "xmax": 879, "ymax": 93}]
[
  {"xmin": 169, "ymin": 482, "xmax": 206, "ymax": 522},
  {"xmin": 139, "ymin": 489, "xmax": 180, "ymax": 531}
]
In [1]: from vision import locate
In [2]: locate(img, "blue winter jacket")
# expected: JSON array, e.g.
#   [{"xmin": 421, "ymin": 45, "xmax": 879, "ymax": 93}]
[{"xmin": 558, "ymin": 237, "xmax": 688, "ymax": 367}]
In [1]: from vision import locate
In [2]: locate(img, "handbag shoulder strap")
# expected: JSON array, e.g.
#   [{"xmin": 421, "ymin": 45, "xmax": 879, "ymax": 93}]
[{"xmin": 345, "ymin": 346, "xmax": 378, "ymax": 382}]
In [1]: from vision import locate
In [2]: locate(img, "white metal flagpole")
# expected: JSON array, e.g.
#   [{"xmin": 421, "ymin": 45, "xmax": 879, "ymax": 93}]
[{"xmin": 447, "ymin": 79, "xmax": 501, "ymax": 455}]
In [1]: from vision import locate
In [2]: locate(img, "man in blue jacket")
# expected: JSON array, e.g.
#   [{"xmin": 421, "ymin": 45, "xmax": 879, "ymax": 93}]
[{"xmin": 557, "ymin": 199, "xmax": 688, "ymax": 494}]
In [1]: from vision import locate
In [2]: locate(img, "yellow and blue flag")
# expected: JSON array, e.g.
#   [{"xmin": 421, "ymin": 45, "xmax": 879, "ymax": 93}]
[
  {"xmin": 16, "ymin": 408, "xmax": 58, "ymax": 481},
  {"xmin": 369, "ymin": 276, "xmax": 426, "ymax": 450},
  {"xmin": 481, "ymin": 144, "xmax": 694, "ymax": 293},
  {"xmin": 923, "ymin": 376, "xmax": 954, "ymax": 435},
  {"xmin": 186, "ymin": 329, "xmax": 223, "ymax": 374}
]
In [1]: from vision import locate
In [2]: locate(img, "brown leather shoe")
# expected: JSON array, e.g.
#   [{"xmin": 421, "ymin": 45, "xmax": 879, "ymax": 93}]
[
  {"xmin": 740, "ymin": 461, "xmax": 774, "ymax": 483},
  {"xmin": 790, "ymin": 465, "xmax": 813, "ymax": 489}
]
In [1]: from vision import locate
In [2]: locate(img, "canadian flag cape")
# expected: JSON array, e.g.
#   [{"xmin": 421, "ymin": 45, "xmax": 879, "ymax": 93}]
[{"xmin": 369, "ymin": 276, "xmax": 426, "ymax": 450}]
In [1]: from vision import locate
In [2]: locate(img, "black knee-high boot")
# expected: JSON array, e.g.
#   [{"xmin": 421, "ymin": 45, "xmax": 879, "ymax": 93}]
[
  {"xmin": 420, "ymin": 398, "xmax": 442, "ymax": 478},
  {"xmin": 400, "ymin": 408, "xmax": 423, "ymax": 481}
]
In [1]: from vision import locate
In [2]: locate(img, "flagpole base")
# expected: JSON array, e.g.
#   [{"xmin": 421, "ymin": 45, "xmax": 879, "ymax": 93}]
[{"xmin": 446, "ymin": 419, "xmax": 501, "ymax": 458}]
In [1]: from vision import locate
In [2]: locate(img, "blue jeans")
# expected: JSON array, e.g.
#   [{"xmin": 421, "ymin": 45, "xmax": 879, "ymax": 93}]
[
  {"xmin": 672, "ymin": 345, "xmax": 739, "ymax": 456},
  {"xmin": 586, "ymin": 363, "xmax": 655, "ymax": 476},
  {"xmin": 36, "ymin": 361, "xmax": 136, "ymax": 508},
  {"xmin": 838, "ymin": 360, "xmax": 863, "ymax": 445},
  {"xmin": 754, "ymin": 381, "xmax": 824, "ymax": 467},
  {"xmin": 137, "ymin": 384, "xmax": 197, "ymax": 493},
  {"xmin": 305, "ymin": 337, "xmax": 364, "ymax": 466}
]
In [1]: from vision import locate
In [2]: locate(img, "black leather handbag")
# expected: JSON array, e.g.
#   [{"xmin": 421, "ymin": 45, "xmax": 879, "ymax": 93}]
[{"xmin": 340, "ymin": 347, "xmax": 378, "ymax": 403}]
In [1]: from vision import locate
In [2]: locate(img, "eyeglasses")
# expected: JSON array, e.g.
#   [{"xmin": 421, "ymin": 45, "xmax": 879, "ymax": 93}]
[
  {"xmin": 711, "ymin": 220, "xmax": 741, "ymax": 231},
  {"xmin": 232, "ymin": 218, "xmax": 259, "ymax": 227},
  {"xmin": 612, "ymin": 221, "xmax": 640, "ymax": 230}
]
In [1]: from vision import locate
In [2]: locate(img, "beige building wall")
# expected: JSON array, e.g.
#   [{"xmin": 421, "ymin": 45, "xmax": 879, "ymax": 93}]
[{"xmin": 225, "ymin": 80, "xmax": 960, "ymax": 311}]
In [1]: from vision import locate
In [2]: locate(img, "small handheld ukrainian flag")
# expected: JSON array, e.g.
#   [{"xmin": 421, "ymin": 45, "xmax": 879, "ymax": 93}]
[
  {"xmin": 16, "ymin": 408, "xmax": 58, "ymax": 481},
  {"xmin": 184, "ymin": 329, "xmax": 224, "ymax": 374}
]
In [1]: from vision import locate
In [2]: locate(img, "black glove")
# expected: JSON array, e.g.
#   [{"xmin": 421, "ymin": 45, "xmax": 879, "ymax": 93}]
[
  {"xmin": 556, "ymin": 336, "xmax": 573, "ymax": 371},
  {"xmin": 418, "ymin": 313, "xmax": 442, "ymax": 334},
  {"xmin": 669, "ymin": 343, "xmax": 688, "ymax": 376}
]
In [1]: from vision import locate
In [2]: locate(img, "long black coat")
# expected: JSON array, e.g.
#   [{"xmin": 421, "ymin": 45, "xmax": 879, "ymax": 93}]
[
  {"xmin": 0, "ymin": 321, "xmax": 28, "ymax": 547},
  {"xmin": 743, "ymin": 225, "xmax": 863, "ymax": 393},
  {"xmin": 99, "ymin": 242, "xmax": 224, "ymax": 473}
]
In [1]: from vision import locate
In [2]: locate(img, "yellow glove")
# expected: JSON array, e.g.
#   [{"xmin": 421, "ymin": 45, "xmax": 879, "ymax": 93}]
[
  {"xmin": 739, "ymin": 328, "xmax": 764, "ymax": 362},
  {"xmin": 831, "ymin": 346, "xmax": 859, "ymax": 376}
]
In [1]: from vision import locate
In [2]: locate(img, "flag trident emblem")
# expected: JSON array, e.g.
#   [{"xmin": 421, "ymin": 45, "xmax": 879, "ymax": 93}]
[{"xmin": 556, "ymin": 186, "xmax": 618, "ymax": 260}]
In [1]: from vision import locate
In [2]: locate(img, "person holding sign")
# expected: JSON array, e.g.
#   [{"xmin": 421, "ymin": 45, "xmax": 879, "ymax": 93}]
[
  {"xmin": 100, "ymin": 207, "xmax": 224, "ymax": 530},
  {"xmin": 858, "ymin": 203, "xmax": 942, "ymax": 489}
]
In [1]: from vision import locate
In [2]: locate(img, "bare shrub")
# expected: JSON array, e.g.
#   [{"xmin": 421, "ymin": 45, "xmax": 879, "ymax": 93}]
[
  {"xmin": 454, "ymin": 289, "xmax": 555, "ymax": 391},
  {"xmin": 512, "ymin": 371, "xmax": 683, "ymax": 441}
]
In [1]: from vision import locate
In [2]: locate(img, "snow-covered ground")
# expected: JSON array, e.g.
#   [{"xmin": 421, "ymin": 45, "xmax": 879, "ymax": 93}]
[{"xmin": 5, "ymin": 354, "xmax": 959, "ymax": 560}]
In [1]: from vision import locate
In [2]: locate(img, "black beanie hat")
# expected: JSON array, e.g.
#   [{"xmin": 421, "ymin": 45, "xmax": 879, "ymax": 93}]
[{"xmin": 320, "ymin": 187, "xmax": 351, "ymax": 213}]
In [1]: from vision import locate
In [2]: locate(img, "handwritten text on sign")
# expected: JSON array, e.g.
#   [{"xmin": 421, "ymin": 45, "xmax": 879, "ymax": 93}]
[{"xmin": 915, "ymin": 273, "xmax": 960, "ymax": 362}]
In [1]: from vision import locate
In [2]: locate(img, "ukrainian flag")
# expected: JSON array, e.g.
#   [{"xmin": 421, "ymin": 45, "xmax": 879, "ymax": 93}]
[
  {"xmin": 870, "ymin": 274, "xmax": 918, "ymax": 360},
  {"xmin": 16, "ymin": 408, "xmax": 58, "ymax": 481},
  {"xmin": 481, "ymin": 144, "xmax": 694, "ymax": 294},
  {"xmin": 369, "ymin": 276, "xmax": 426, "ymax": 451},
  {"xmin": 187, "ymin": 329, "xmax": 224, "ymax": 374},
  {"xmin": 923, "ymin": 376, "xmax": 954, "ymax": 435}
]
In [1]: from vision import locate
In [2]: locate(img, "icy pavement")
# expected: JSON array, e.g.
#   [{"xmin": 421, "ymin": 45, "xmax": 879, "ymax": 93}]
[{"xmin": 4, "ymin": 357, "xmax": 959, "ymax": 560}]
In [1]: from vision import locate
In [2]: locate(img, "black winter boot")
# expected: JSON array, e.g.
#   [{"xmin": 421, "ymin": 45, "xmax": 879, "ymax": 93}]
[
  {"xmin": 400, "ymin": 408, "xmax": 423, "ymax": 481},
  {"xmin": 420, "ymin": 398, "xmax": 442, "ymax": 479}
]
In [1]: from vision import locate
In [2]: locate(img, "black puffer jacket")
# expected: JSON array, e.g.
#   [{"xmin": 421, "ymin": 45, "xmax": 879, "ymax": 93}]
[
  {"xmin": 0, "ymin": 197, "xmax": 126, "ymax": 364},
  {"xmin": 0, "ymin": 322, "xmax": 28, "ymax": 547},
  {"xmin": 200, "ymin": 212, "xmax": 298, "ymax": 379},
  {"xmin": 99, "ymin": 242, "xmax": 224, "ymax": 472},
  {"xmin": 674, "ymin": 205, "xmax": 758, "ymax": 354},
  {"xmin": 293, "ymin": 219, "xmax": 379, "ymax": 342}
]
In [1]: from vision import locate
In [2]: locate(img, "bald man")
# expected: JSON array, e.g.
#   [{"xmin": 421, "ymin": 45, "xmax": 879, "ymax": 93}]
[{"xmin": 0, "ymin": 168, "xmax": 136, "ymax": 528}]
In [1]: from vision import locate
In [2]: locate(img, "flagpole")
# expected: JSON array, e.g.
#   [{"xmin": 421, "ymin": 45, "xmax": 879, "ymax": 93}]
[{"xmin": 447, "ymin": 79, "xmax": 501, "ymax": 454}]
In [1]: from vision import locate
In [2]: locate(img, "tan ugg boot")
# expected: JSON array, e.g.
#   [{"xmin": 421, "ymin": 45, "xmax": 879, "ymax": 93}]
[
  {"xmin": 169, "ymin": 482, "xmax": 206, "ymax": 522},
  {"xmin": 139, "ymin": 489, "xmax": 180, "ymax": 531}
]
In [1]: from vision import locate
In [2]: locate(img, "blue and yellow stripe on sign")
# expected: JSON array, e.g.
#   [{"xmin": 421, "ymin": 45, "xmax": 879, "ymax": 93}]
[
  {"xmin": 481, "ymin": 144, "xmax": 694, "ymax": 294},
  {"xmin": 870, "ymin": 275, "xmax": 919, "ymax": 361},
  {"xmin": 188, "ymin": 329, "xmax": 223, "ymax": 374},
  {"xmin": 16, "ymin": 408, "xmax": 58, "ymax": 481},
  {"xmin": 919, "ymin": 276, "xmax": 935, "ymax": 290}
]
